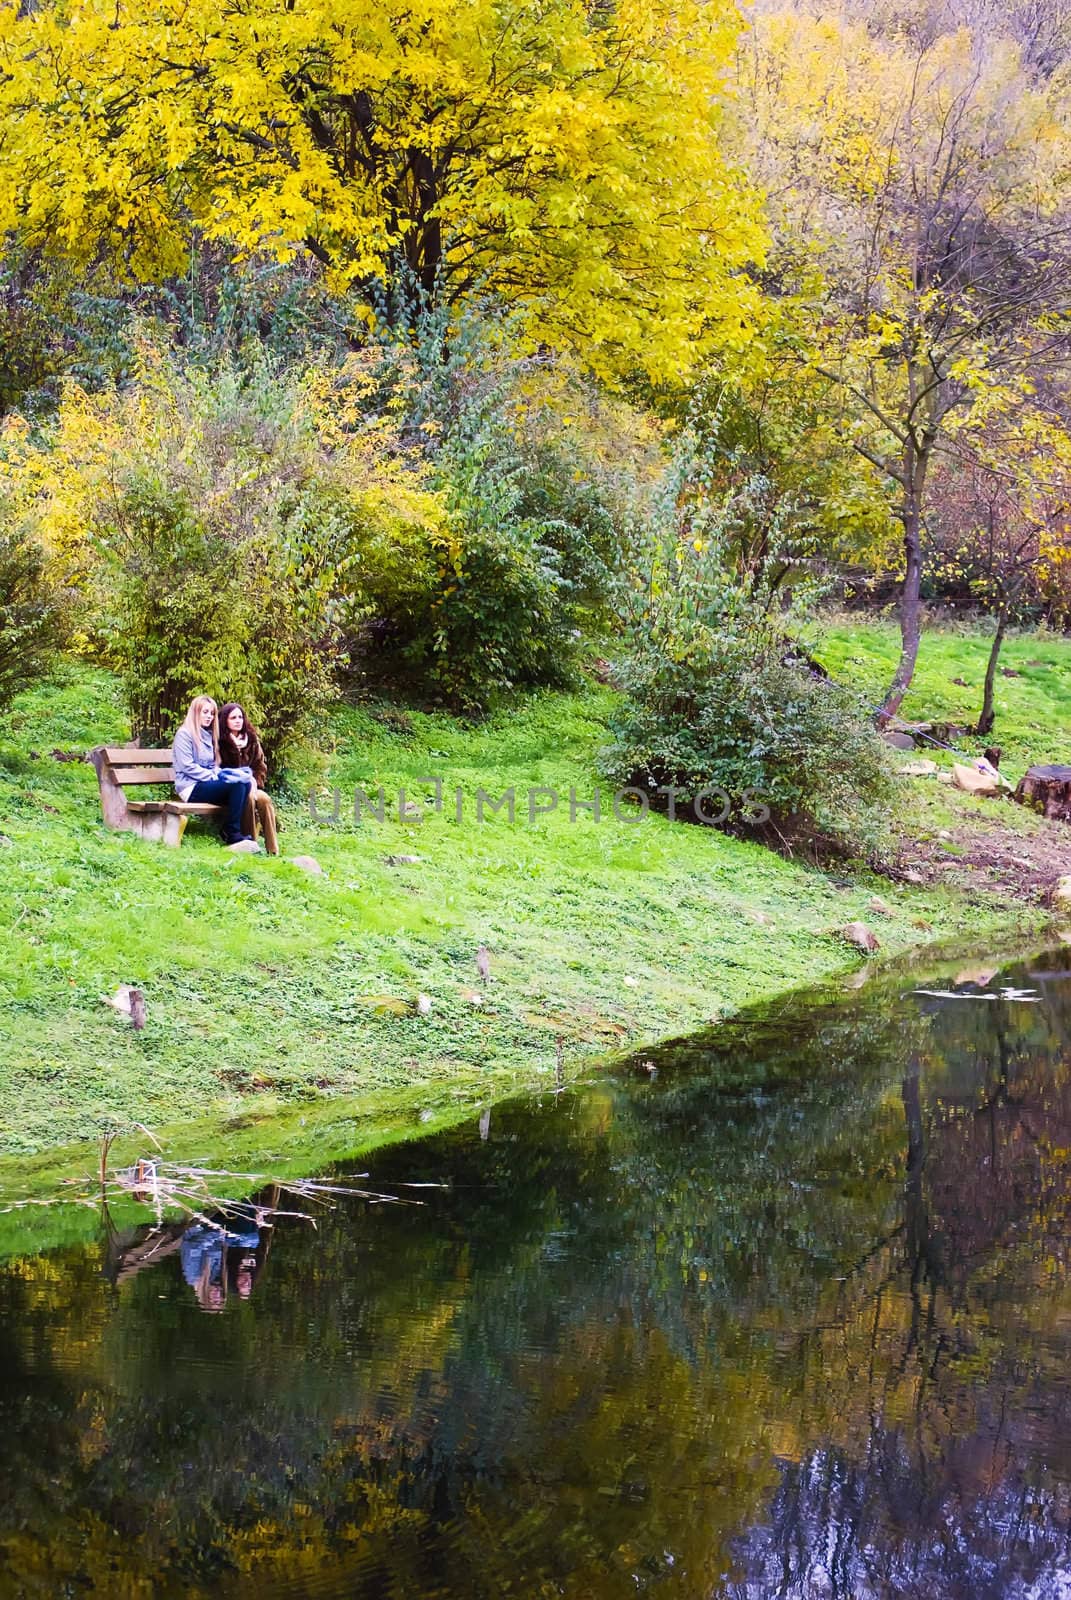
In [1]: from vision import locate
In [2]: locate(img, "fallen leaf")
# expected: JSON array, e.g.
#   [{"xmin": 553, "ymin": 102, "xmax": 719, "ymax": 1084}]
[
  {"xmin": 291, "ymin": 854, "xmax": 324, "ymax": 875},
  {"xmin": 358, "ymin": 994, "xmax": 409, "ymax": 1016},
  {"xmin": 841, "ymin": 921, "xmax": 880, "ymax": 953}
]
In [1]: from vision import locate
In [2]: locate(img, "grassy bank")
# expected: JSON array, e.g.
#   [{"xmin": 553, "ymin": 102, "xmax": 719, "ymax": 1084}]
[
  {"xmin": 0, "ymin": 929, "xmax": 1052, "ymax": 1266},
  {"xmin": 816, "ymin": 618, "xmax": 1071, "ymax": 901},
  {"xmin": 819, "ymin": 617, "xmax": 1071, "ymax": 768},
  {"xmin": 0, "ymin": 653, "xmax": 1058, "ymax": 1165}
]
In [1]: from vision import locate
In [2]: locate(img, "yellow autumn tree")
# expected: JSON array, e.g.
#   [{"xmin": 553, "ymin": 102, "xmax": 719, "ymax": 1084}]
[
  {"xmin": 737, "ymin": 6, "xmax": 1071, "ymax": 718},
  {"xmin": 0, "ymin": 0, "xmax": 765, "ymax": 381}
]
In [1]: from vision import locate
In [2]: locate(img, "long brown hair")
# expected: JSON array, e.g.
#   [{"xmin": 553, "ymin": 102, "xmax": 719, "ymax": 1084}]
[
  {"xmin": 218, "ymin": 702, "xmax": 267, "ymax": 784},
  {"xmin": 180, "ymin": 695, "xmax": 219, "ymax": 762}
]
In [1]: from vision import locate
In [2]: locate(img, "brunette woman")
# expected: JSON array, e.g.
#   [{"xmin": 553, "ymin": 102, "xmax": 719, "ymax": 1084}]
[
  {"xmin": 171, "ymin": 694, "xmax": 255, "ymax": 848},
  {"xmin": 218, "ymin": 702, "xmax": 279, "ymax": 855}
]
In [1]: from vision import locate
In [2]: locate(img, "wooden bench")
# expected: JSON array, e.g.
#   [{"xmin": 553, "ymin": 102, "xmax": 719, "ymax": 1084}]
[{"xmin": 89, "ymin": 746, "xmax": 226, "ymax": 847}]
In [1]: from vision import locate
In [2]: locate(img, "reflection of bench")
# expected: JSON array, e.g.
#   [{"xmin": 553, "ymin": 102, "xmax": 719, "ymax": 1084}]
[{"xmin": 89, "ymin": 746, "xmax": 225, "ymax": 847}]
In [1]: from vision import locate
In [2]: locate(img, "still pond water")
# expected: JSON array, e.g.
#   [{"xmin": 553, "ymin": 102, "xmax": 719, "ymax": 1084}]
[{"xmin": 3, "ymin": 949, "xmax": 1071, "ymax": 1598}]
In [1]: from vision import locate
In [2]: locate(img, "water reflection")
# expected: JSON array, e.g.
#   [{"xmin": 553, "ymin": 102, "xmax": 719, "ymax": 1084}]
[
  {"xmin": 104, "ymin": 1206, "xmax": 271, "ymax": 1312},
  {"xmin": 1, "ymin": 951, "xmax": 1071, "ymax": 1596}
]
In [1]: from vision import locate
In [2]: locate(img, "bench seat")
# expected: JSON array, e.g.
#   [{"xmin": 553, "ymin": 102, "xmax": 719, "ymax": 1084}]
[
  {"xmin": 90, "ymin": 746, "xmax": 227, "ymax": 846},
  {"xmin": 126, "ymin": 800, "xmax": 225, "ymax": 817}
]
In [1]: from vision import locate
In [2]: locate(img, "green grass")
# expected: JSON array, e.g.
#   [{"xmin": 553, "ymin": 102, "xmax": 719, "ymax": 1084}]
[
  {"xmin": 818, "ymin": 616, "xmax": 1071, "ymax": 770},
  {"xmin": 0, "ymin": 655, "xmax": 1053, "ymax": 1166}
]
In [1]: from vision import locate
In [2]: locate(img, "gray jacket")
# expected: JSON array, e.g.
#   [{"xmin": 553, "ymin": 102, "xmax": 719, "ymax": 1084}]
[{"xmin": 172, "ymin": 726, "xmax": 219, "ymax": 801}]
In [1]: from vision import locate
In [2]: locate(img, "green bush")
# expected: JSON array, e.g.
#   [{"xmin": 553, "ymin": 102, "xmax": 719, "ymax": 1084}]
[
  {"xmin": 0, "ymin": 530, "xmax": 61, "ymax": 713},
  {"xmin": 345, "ymin": 296, "xmax": 659, "ymax": 708},
  {"xmin": 8, "ymin": 346, "xmax": 362, "ymax": 762},
  {"xmin": 87, "ymin": 471, "xmax": 345, "ymax": 759},
  {"xmin": 345, "ymin": 475, "xmax": 577, "ymax": 709},
  {"xmin": 598, "ymin": 451, "xmax": 894, "ymax": 853}
]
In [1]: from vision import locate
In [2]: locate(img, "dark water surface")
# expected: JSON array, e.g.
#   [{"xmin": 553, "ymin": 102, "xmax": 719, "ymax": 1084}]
[{"xmin": 4, "ymin": 950, "xmax": 1071, "ymax": 1598}]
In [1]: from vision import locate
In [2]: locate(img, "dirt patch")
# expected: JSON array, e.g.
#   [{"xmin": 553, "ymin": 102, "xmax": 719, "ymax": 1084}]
[{"xmin": 888, "ymin": 802, "xmax": 1071, "ymax": 904}]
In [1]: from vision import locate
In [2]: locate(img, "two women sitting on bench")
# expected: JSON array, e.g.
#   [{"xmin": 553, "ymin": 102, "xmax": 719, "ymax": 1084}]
[{"xmin": 171, "ymin": 695, "xmax": 279, "ymax": 853}]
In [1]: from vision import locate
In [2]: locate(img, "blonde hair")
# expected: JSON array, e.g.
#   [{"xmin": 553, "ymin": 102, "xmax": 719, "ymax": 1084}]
[{"xmin": 180, "ymin": 695, "xmax": 219, "ymax": 762}]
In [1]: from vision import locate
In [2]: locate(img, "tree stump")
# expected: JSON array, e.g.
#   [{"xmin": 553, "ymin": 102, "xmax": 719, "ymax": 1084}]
[{"xmin": 1014, "ymin": 764, "xmax": 1071, "ymax": 821}]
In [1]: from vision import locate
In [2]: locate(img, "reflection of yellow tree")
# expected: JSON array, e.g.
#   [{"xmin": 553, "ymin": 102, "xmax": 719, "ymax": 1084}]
[
  {"xmin": 5, "ymin": 975, "xmax": 1071, "ymax": 1595},
  {"xmin": 724, "ymin": 998, "xmax": 1071, "ymax": 1596}
]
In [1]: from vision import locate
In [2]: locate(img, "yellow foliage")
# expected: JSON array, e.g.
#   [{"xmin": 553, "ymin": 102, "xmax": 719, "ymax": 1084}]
[
  {"xmin": 0, "ymin": 0, "xmax": 767, "ymax": 381},
  {"xmin": 1, "ymin": 338, "xmax": 447, "ymax": 591}
]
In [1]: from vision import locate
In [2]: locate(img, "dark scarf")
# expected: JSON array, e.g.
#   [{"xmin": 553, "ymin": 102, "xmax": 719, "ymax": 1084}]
[{"xmin": 219, "ymin": 722, "xmax": 267, "ymax": 787}]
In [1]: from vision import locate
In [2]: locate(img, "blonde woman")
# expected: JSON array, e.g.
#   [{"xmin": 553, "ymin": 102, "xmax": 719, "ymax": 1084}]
[{"xmin": 171, "ymin": 694, "xmax": 255, "ymax": 848}]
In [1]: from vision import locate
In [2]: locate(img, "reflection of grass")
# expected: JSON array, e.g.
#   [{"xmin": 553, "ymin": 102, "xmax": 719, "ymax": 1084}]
[
  {"xmin": 0, "ymin": 661, "xmax": 1051, "ymax": 1163},
  {"xmin": 0, "ymin": 1078, "xmax": 493, "ymax": 1260},
  {"xmin": 0, "ymin": 933, "xmax": 1044, "ymax": 1262}
]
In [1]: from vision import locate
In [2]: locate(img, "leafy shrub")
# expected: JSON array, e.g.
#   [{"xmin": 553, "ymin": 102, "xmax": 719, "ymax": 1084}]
[
  {"xmin": 3, "ymin": 295, "xmax": 663, "ymax": 727},
  {"xmin": 345, "ymin": 295, "xmax": 661, "ymax": 707},
  {"xmin": 2, "ymin": 342, "xmax": 398, "ymax": 759},
  {"xmin": 598, "ymin": 448, "xmax": 894, "ymax": 853},
  {"xmin": 0, "ymin": 530, "xmax": 61, "ymax": 713},
  {"xmin": 342, "ymin": 502, "xmax": 580, "ymax": 709}
]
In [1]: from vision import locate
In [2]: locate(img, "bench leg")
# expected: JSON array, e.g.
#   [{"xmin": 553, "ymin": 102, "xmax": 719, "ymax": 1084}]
[
  {"xmin": 162, "ymin": 813, "xmax": 187, "ymax": 848},
  {"xmin": 112, "ymin": 812, "xmax": 187, "ymax": 847},
  {"xmin": 129, "ymin": 812, "xmax": 164, "ymax": 844}
]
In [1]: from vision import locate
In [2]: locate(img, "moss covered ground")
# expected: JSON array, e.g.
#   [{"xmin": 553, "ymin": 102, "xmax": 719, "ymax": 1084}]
[{"xmin": 0, "ymin": 643, "xmax": 1060, "ymax": 1182}]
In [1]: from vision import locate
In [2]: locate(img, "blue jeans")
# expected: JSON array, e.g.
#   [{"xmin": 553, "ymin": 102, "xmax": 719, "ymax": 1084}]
[{"xmin": 188, "ymin": 777, "xmax": 253, "ymax": 844}]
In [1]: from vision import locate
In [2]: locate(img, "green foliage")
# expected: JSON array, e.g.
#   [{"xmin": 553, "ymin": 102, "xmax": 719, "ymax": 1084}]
[
  {"xmin": 0, "ymin": 249, "xmax": 137, "ymax": 419},
  {"xmin": 8, "ymin": 346, "xmax": 369, "ymax": 758},
  {"xmin": 686, "ymin": 323, "xmax": 900, "ymax": 579},
  {"xmin": 599, "ymin": 449, "xmax": 895, "ymax": 852},
  {"xmin": 0, "ymin": 242, "xmax": 376, "ymax": 422},
  {"xmin": 5, "ymin": 293, "xmax": 654, "ymax": 723},
  {"xmin": 0, "ymin": 529, "xmax": 60, "ymax": 713},
  {"xmin": 151, "ymin": 247, "xmax": 368, "ymax": 372},
  {"xmin": 345, "ymin": 298, "xmax": 659, "ymax": 708}
]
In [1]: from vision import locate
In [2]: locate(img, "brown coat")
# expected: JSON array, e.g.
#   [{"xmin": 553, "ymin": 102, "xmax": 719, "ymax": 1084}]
[{"xmin": 219, "ymin": 725, "xmax": 267, "ymax": 788}]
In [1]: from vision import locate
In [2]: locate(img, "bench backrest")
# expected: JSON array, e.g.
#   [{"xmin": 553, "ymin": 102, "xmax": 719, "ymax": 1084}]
[
  {"xmin": 98, "ymin": 747, "xmax": 176, "ymax": 785},
  {"xmin": 90, "ymin": 745, "xmax": 177, "ymax": 830}
]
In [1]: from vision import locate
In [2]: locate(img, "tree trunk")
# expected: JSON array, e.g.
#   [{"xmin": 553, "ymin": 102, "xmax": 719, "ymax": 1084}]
[
  {"xmin": 902, "ymin": 1056, "xmax": 931, "ymax": 1294},
  {"xmin": 878, "ymin": 450, "xmax": 927, "ymax": 726},
  {"xmin": 1015, "ymin": 764, "xmax": 1071, "ymax": 821},
  {"xmin": 976, "ymin": 602, "xmax": 1007, "ymax": 736},
  {"xmin": 406, "ymin": 148, "xmax": 442, "ymax": 297}
]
